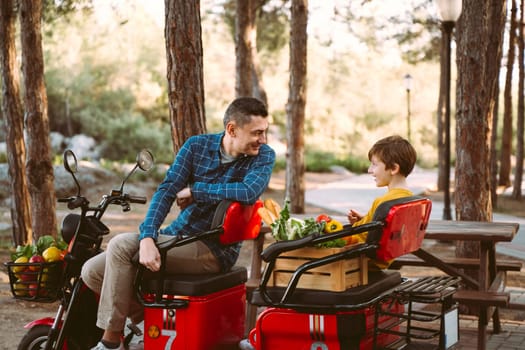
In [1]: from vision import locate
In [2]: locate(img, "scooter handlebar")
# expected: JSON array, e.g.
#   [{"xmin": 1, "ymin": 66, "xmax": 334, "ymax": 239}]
[
  {"xmin": 58, "ymin": 196, "xmax": 88, "ymax": 210},
  {"xmin": 126, "ymin": 194, "xmax": 147, "ymax": 204}
]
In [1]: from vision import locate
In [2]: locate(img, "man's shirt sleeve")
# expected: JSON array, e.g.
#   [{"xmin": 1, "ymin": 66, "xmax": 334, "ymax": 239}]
[
  {"xmin": 191, "ymin": 145, "xmax": 275, "ymax": 204},
  {"xmin": 139, "ymin": 140, "xmax": 194, "ymax": 240}
]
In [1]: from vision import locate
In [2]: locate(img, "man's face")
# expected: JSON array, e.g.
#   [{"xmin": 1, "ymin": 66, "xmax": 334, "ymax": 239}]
[{"xmin": 229, "ymin": 115, "xmax": 269, "ymax": 157}]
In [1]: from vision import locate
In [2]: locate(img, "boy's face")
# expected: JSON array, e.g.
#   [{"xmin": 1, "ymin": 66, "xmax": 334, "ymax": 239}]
[
  {"xmin": 228, "ymin": 115, "xmax": 269, "ymax": 157},
  {"xmin": 368, "ymin": 154, "xmax": 393, "ymax": 188}
]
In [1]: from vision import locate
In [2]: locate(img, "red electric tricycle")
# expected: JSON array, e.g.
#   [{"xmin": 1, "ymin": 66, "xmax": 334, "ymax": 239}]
[
  {"xmin": 135, "ymin": 196, "xmax": 461, "ymax": 350},
  {"xmin": 9, "ymin": 148, "xmax": 460, "ymax": 350}
]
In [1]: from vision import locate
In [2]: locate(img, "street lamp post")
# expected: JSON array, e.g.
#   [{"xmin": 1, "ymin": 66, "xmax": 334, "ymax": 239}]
[
  {"xmin": 436, "ymin": 0, "xmax": 462, "ymax": 220},
  {"xmin": 404, "ymin": 74, "xmax": 413, "ymax": 143}
]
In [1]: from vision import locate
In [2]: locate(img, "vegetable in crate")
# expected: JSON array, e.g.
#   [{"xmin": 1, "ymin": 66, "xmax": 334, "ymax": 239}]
[{"xmin": 268, "ymin": 201, "xmax": 345, "ymax": 248}]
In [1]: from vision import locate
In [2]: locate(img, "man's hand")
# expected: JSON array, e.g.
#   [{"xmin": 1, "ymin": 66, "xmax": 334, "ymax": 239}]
[
  {"xmin": 176, "ymin": 187, "xmax": 193, "ymax": 210},
  {"xmin": 139, "ymin": 237, "xmax": 161, "ymax": 272}
]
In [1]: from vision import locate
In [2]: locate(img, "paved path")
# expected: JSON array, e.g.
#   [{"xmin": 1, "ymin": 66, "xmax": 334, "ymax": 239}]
[
  {"xmin": 304, "ymin": 168, "xmax": 525, "ymax": 348},
  {"xmin": 305, "ymin": 167, "xmax": 525, "ymax": 260}
]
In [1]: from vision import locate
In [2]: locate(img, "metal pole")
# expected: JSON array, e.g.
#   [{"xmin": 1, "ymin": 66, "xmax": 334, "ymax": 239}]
[
  {"xmin": 406, "ymin": 88, "xmax": 411, "ymax": 143},
  {"xmin": 442, "ymin": 21, "xmax": 454, "ymax": 220}
]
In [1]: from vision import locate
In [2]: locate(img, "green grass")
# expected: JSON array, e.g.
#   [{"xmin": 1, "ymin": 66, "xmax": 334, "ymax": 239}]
[{"xmin": 273, "ymin": 151, "xmax": 369, "ymax": 174}]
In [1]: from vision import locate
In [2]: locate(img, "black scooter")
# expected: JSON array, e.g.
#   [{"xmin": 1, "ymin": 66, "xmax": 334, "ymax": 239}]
[{"xmin": 16, "ymin": 149, "xmax": 154, "ymax": 350}]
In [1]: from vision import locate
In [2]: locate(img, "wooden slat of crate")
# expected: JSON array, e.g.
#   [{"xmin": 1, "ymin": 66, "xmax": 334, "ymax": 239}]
[{"xmin": 266, "ymin": 245, "xmax": 368, "ymax": 292}]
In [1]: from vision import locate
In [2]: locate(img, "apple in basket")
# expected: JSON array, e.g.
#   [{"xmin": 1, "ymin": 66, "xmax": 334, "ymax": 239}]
[{"xmin": 29, "ymin": 254, "xmax": 45, "ymax": 271}]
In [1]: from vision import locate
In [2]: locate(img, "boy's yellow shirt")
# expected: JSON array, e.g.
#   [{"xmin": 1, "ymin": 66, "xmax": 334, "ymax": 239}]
[{"xmin": 351, "ymin": 188, "xmax": 414, "ymax": 269}]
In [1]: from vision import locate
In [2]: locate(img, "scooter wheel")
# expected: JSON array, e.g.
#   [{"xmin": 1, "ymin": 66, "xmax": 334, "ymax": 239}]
[{"xmin": 18, "ymin": 325, "xmax": 51, "ymax": 350}]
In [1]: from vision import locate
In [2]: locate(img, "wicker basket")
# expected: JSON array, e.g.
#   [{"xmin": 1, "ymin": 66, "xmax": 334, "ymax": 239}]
[{"xmin": 4, "ymin": 260, "xmax": 64, "ymax": 302}]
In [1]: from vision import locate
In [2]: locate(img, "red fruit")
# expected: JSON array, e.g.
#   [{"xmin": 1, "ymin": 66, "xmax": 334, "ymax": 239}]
[
  {"xmin": 29, "ymin": 255, "xmax": 45, "ymax": 271},
  {"xmin": 28, "ymin": 283, "xmax": 38, "ymax": 297},
  {"xmin": 19, "ymin": 271, "xmax": 37, "ymax": 282},
  {"xmin": 316, "ymin": 214, "xmax": 332, "ymax": 223}
]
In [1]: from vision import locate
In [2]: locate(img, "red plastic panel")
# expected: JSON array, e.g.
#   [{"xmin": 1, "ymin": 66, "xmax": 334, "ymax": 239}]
[
  {"xmin": 143, "ymin": 284, "xmax": 246, "ymax": 349},
  {"xmin": 375, "ymin": 198, "xmax": 432, "ymax": 262},
  {"xmin": 248, "ymin": 301, "xmax": 403, "ymax": 350},
  {"xmin": 220, "ymin": 200, "xmax": 263, "ymax": 245}
]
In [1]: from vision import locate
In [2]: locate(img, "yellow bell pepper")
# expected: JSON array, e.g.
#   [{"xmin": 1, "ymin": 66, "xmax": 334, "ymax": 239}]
[{"xmin": 324, "ymin": 219, "xmax": 343, "ymax": 233}]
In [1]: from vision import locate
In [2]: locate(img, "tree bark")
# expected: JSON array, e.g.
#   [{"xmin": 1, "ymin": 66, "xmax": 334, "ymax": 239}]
[
  {"xmin": 512, "ymin": 0, "xmax": 524, "ymax": 199},
  {"xmin": 499, "ymin": 0, "xmax": 517, "ymax": 188},
  {"xmin": 285, "ymin": 0, "xmax": 307, "ymax": 213},
  {"xmin": 0, "ymin": 0, "xmax": 33, "ymax": 246},
  {"xmin": 235, "ymin": 0, "xmax": 254, "ymax": 97},
  {"xmin": 251, "ymin": 1, "xmax": 268, "ymax": 106},
  {"xmin": 455, "ymin": 0, "xmax": 505, "ymax": 256},
  {"xmin": 20, "ymin": 0, "xmax": 57, "ymax": 240},
  {"xmin": 165, "ymin": 0, "xmax": 206, "ymax": 152},
  {"xmin": 490, "ymin": 82, "xmax": 500, "ymax": 208}
]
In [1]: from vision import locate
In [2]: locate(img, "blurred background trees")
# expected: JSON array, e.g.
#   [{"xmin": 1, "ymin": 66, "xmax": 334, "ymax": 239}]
[
  {"xmin": 1, "ymin": 0, "xmax": 450, "ymax": 166},
  {"xmin": 1, "ymin": 0, "xmax": 525, "ymax": 243}
]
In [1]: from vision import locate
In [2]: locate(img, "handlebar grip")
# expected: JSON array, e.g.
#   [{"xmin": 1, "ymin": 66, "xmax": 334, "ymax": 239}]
[
  {"xmin": 67, "ymin": 197, "xmax": 85, "ymax": 210},
  {"xmin": 57, "ymin": 198, "xmax": 70, "ymax": 203},
  {"xmin": 127, "ymin": 195, "xmax": 147, "ymax": 204}
]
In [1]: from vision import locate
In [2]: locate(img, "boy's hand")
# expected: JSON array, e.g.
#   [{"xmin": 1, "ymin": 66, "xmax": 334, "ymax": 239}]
[{"xmin": 347, "ymin": 209, "xmax": 362, "ymax": 224}]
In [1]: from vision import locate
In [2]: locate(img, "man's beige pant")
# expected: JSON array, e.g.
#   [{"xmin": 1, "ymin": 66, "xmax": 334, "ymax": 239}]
[{"xmin": 81, "ymin": 232, "xmax": 220, "ymax": 332}]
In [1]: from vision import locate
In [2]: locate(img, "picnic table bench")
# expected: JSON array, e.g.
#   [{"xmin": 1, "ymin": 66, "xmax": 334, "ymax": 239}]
[{"xmin": 392, "ymin": 219, "xmax": 521, "ymax": 350}]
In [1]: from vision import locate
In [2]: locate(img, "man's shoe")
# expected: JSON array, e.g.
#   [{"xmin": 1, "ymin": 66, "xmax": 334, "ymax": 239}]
[{"xmin": 90, "ymin": 341, "xmax": 123, "ymax": 350}]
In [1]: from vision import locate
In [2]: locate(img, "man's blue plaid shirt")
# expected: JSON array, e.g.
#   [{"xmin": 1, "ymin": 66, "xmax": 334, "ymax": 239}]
[{"xmin": 139, "ymin": 132, "xmax": 276, "ymax": 271}]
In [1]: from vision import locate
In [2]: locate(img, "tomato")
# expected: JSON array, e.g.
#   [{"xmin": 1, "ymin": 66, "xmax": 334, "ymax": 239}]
[{"xmin": 316, "ymin": 214, "xmax": 332, "ymax": 223}]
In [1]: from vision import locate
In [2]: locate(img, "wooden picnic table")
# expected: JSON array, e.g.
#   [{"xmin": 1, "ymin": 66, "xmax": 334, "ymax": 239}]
[{"xmin": 412, "ymin": 219, "xmax": 520, "ymax": 350}]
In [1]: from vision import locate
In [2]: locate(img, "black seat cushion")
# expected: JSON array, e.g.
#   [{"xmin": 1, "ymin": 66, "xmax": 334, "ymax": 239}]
[
  {"xmin": 140, "ymin": 266, "xmax": 247, "ymax": 296},
  {"xmin": 250, "ymin": 270, "xmax": 402, "ymax": 307}
]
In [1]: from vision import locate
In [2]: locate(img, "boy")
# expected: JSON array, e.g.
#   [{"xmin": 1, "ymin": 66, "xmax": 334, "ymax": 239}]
[{"xmin": 345, "ymin": 135, "xmax": 417, "ymax": 269}]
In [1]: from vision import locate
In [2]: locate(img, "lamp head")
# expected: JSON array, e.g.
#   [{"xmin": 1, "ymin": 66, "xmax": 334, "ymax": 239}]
[
  {"xmin": 435, "ymin": 0, "xmax": 462, "ymax": 22},
  {"xmin": 404, "ymin": 74, "xmax": 413, "ymax": 91}
]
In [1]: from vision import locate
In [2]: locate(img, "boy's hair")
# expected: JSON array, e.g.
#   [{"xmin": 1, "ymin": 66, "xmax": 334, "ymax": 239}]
[
  {"xmin": 368, "ymin": 135, "xmax": 417, "ymax": 177},
  {"xmin": 223, "ymin": 97, "xmax": 268, "ymax": 128}
]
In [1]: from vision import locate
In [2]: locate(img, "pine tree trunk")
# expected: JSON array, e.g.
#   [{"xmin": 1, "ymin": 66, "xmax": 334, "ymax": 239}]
[
  {"xmin": 455, "ymin": 0, "xmax": 505, "ymax": 256},
  {"xmin": 251, "ymin": 1, "xmax": 268, "ymax": 107},
  {"xmin": 165, "ymin": 0, "xmax": 206, "ymax": 152},
  {"xmin": 235, "ymin": 0, "xmax": 254, "ymax": 97},
  {"xmin": 499, "ymin": 0, "xmax": 518, "ymax": 188},
  {"xmin": 512, "ymin": 0, "xmax": 524, "ymax": 199},
  {"xmin": 285, "ymin": 0, "xmax": 307, "ymax": 213},
  {"xmin": 0, "ymin": 0, "xmax": 32, "ymax": 246},
  {"xmin": 20, "ymin": 0, "xmax": 57, "ymax": 240}
]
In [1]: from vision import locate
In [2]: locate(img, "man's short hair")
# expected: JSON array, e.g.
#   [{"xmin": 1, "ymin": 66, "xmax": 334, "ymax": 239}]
[
  {"xmin": 368, "ymin": 135, "xmax": 417, "ymax": 177},
  {"xmin": 223, "ymin": 97, "xmax": 268, "ymax": 128}
]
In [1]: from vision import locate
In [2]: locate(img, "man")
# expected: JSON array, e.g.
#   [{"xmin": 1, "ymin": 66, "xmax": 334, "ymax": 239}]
[{"xmin": 82, "ymin": 97, "xmax": 275, "ymax": 350}]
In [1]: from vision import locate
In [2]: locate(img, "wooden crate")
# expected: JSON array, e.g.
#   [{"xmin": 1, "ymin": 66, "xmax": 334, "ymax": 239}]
[{"xmin": 265, "ymin": 244, "xmax": 368, "ymax": 292}]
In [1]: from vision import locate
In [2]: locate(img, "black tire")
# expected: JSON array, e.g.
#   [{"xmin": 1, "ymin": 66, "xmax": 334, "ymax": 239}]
[{"xmin": 18, "ymin": 325, "xmax": 52, "ymax": 350}]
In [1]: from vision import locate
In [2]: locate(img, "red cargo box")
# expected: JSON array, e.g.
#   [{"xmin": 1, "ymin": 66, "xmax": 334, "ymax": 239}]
[
  {"xmin": 143, "ymin": 284, "xmax": 246, "ymax": 350},
  {"xmin": 248, "ymin": 300, "xmax": 403, "ymax": 350}
]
